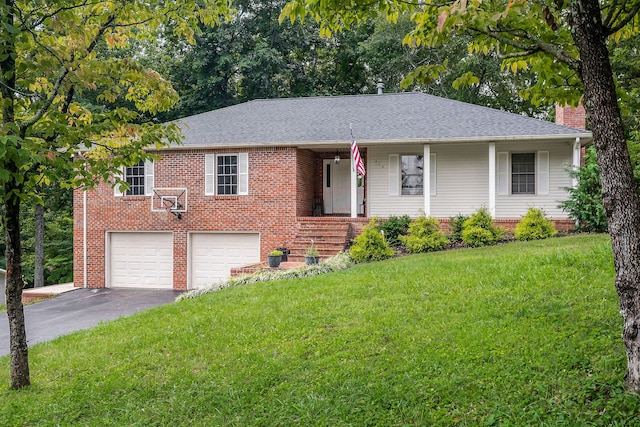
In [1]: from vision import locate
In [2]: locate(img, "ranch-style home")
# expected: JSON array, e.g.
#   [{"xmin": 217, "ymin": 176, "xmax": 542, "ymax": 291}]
[{"xmin": 73, "ymin": 92, "xmax": 592, "ymax": 291}]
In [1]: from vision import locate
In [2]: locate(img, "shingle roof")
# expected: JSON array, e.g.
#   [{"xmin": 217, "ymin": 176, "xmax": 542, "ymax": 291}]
[{"xmin": 175, "ymin": 92, "xmax": 591, "ymax": 147}]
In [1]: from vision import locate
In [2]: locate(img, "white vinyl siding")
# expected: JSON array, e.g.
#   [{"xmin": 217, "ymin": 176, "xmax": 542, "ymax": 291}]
[
  {"xmin": 368, "ymin": 142, "xmax": 572, "ymax": 219},
  {"xmin": 205, "ymin": 153, "xmax": 249, "ymax": 196},
  {"xmin": 495, "ymin": 143, "xmax": 572, "ymax": 217}
]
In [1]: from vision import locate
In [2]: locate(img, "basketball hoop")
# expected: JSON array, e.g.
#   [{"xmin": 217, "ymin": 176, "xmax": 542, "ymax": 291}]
[{"xmin": 151, "ymin": 188, "xmax": 187, "ymax": 219}]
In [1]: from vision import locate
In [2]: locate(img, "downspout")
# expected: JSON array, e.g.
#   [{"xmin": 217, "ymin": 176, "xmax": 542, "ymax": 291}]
[
  {"xmin": 83, "ymin": 189, "xmax": 87, "ymax": 288},
  {"xmin": 572, "ymin": 137, "xmax": 581, "ymax": 187}
]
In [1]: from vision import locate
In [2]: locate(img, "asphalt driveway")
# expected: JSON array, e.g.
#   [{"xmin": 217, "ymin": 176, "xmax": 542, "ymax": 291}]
[{"xmin": 0, "ymin": 288, "xmax": 182, "ymax": 357}]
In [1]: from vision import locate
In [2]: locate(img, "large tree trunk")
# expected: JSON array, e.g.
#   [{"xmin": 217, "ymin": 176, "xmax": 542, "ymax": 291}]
[
  {"xmin": 34, "ymin": 203, "xmax": 45, "ymax": 288},
  {"xmin": 4, "ymin": 187, "xmax": 30, "ymax": 389},
  {"xmin": 1, "ymin": 0, "xmax": 30, "ymax": 389},
  {"xmin": 570, "ymin": 0, "xmax": 640, "ymax": 391}
]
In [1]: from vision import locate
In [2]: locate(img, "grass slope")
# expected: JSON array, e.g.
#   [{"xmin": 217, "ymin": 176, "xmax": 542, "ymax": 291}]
[{"xmin": 1, "ymin": 234, "xmax": 639, "ymax": 426}]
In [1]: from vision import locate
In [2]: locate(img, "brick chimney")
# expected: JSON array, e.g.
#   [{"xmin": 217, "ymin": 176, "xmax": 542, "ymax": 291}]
[{"xmin": 555, "ymin": 103, "xmax": 586, "ymax": 130}]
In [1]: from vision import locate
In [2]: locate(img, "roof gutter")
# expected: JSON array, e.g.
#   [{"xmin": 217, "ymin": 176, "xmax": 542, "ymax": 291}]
[{"xmin": 155, "ymin": 132, "xmax": 593, "ymax": 151}]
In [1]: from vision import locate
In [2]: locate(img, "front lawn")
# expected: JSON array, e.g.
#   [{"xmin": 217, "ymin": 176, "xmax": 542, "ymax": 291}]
[{"xmin": 1, "ymin": 234, "xmax": 638, "ymax": 425}]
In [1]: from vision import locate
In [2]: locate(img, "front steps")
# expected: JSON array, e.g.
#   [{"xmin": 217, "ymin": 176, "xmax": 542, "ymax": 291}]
[{"xmin": 288, "ymin": 219, "xmax": 356, "ymax": 262}]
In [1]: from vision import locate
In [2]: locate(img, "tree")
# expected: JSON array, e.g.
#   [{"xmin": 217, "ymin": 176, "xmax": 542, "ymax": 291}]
[
  {"xmin": 281, "ymin": 0, "xmax": 640, "ymax": 391},
  {"xmin": 0, "ymin": 0, "xmax": 232, "ymax": 390}
]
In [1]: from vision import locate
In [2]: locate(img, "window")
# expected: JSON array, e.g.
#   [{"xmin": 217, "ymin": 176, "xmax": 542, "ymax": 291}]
[
  {"xmin": 114, "ymin": 160, "xmax": 153, "ymax": 197},
  {"xmin": 217, "ymin": 155, "xmax": 238, "ymax": 195},
  {"xmin": 401, "ymin": 155, "xmax": 424, "ymax": 195},
  {"xmin": 205, "ymin": 153, "xmax": 249, "ymax": 196},
  {"xmin": 125, "ymin": 161, "xmax": 146, "ymax": 195},
  {"xmin": 497, "ymin": 151, "xmax": 548, "ymax": 196},
  {"xmin": 511, "ymin": 153, "xmax": 535, "ymax": 194}
]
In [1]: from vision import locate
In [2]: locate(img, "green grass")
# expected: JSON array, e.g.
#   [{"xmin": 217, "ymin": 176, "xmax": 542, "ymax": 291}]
[{"xmin": 1, "ymin": 234, "xmax": 639, "ymax": 426}]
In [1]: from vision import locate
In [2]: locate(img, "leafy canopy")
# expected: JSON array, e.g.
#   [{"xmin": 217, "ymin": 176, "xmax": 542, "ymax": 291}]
[{"xmin": 0, "ymin": 0, "xmax": 233, "ymax": 203}]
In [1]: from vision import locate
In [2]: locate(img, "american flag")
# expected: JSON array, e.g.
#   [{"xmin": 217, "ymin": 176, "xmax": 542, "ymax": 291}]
[{"xmin": 351, "ymin": 134, "xmax": 366, "ymax": 177}]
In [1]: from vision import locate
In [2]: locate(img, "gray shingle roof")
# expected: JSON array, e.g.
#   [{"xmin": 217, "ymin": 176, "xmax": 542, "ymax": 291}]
[{"xmin": 175, "ymin": 92, "xmax": 591, "ymax": 147}]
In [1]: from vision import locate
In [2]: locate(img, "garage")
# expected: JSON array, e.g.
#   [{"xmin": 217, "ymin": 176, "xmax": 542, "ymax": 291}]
[
  {"xmin": 189, "ymin": 232, "xmax": 260, "ymax": 289},
  {"xmin": 108, "ymin": 232, "xmax": 173, "ymax": 289}
]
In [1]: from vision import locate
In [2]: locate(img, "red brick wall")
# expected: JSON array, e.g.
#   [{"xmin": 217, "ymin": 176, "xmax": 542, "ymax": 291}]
[
  {"xmin": 74, "ymin": 147, "xmax": 301, "ymax": 290},
  {"xmin": 555, "ymin": 104, "xmax": 586, "ymax": 130},
  {"xmin": 296, "ymin": 149, "xmax": 315, "ymax": 217}
]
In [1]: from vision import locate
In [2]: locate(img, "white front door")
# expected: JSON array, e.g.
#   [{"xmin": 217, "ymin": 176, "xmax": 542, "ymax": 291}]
[{"xmin": 323, "ymin": 159, "xmax": 351, "ymax": 214}]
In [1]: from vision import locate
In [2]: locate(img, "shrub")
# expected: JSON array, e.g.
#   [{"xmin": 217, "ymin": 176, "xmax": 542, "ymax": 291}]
[
  {"xmin": 515, "ymin": 208, "xmax": 558, "ymax": 241},
  {"xmin": 349, "ymin": 219, "xmax": 395, "ymax": 263},
  {"xmin": 378, "ymin": 215, "xmax": 411, "ymax": 246},
  {"xmin": 461, "ymin": 226, "xmax": 495, "ymax": 247},
  {"xmin": 558, "ymin": 146, "xmax": 608, "ymax": 232},
  {"xmin": 461, "ymin": 207, "xmax": 503, "ymax": 247},
  {"xmin": 448, "ymin": 214, "xmax": 469, "ymax": 242},
  {"xmin": 399, "ymin": 216, "xmax": 449, "ymax": 253}
]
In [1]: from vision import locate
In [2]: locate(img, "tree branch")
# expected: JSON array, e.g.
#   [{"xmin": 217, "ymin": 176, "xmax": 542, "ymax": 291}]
[{"xmin": 606, "ymin": 1, "xmax": 640, "ymax": 35}]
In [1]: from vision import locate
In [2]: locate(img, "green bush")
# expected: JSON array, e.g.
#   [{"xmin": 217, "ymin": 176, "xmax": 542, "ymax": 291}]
[
  {"xmin": 350, "ymin": 219, "xmax": 395, "ymax": 263},
  {"xmin": 378, "ymin": 215, "xmax": 411, "ymax": 246},
  {"xmin": 462, "ymin": 207, "xmax": 503, "ymax": 247},
  {"xmin": 447, "ymin": 214, "xmax": 469, "ymax": 242},
  {"xmin": 515, "ymin": 208, "xmax": 558, "ymax": 241},
  {"xmin": 558, "ymin": 146, "xmax": 608, "ymax": 232},
  {"xmin": 399, "ymin": 216, "xmax": 449, "ymax": 253}
]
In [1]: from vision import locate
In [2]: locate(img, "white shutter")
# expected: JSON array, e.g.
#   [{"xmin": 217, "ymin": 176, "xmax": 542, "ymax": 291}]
[
  {"xmin": 114, "ymin": 167, "xmax": 124, "ymax": 197},
  {"xmin": 205, "ymin": 154, "xmax": 215, "ymax": 195},
  {"xmin": 144, "ymin": 160, "xmax": 154, "ymax": 196},
  {"xmin": 430, "ymin": 153, "xmax": 437, "ymax": 196},
  {"xmin": 497, "ymin": 152, "xmax": 509, "ymax": 196},
  {"xmin": 389, "ymin": 154, "xmax": 399, "ymax": 196},
  {"xmin": 238, "ymin": 152, "xmax": 249, "ymax": 196},
  {"xmin": 537, "ymin": 151, "xmax": 549, "ymax": 195}
]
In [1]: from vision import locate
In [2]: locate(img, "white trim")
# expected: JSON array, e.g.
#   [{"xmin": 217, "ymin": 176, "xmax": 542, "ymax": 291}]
[
  {"xmin": 238, "ymin": 152, "xmax": 249, "ymax": 195},
  {"xmin": 389, "ymin": 154, "xmax": 399, "ymax": 196},
  {"xmin": 489, "ymin": 143, "xmax": 496, "ymax": 216},
  {"xmin": 144, "ymin": 160, "xmax": 154, "ymax": 196},
  {"xmin": 83, "ymin": 189, "xmax": 87, "ymax": 288},
  {"xmin": 114, "ymin": 167, "xmax": 124, "ymax": 196},
  {"xmin": 205, "ymin": 154, "xmax": 215, "ymax": 195},
  {"xmin": 424, "ymin": 145, "xmax": 431, "ymax": 216},
  {"xmin": 497, "ymin": 151, "xmax": 509, "ymax": 196},
  {"xmin": 537, "ymin": 151, "xmax": 550, "ymax": 195},
  {"xmin": 430, "ymin": 153, "xmax": 437, "ymax": 196}
]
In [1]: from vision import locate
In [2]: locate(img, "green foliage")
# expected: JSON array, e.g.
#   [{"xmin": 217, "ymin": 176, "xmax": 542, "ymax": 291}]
[
  {"xmin": 399, "ymin": 216, "xmax": 449, "ymax": 253},
  {"xmin": 447, "ymin": 213, "xmax": 469, "ymax": 242},
  {"xmin": 514, "ymin": 208, "xmax": 558, "ymax": 241},
  {"xmin": 269, "ymin": 249, "xmax": 284, "ymax": 256},
  {"xmin": 461, "ymin": 207, "xmax": 502, "ymax": 247},
  {"xmin": 377, "ymin": 215, "xmax": 411, "ymax": 246},
  {"xmin": 4, "ymin": 235, "xmax": 639, "ymax": 425},
  {"xmin": 559, "ymin": 146, "xmax": 608, "ymax": 232},
  {"xmin": 349, "ymin": 219, "xmax": 395, "ymax": 263},
  {"xmin": 180, "ymin": 252, "xmax": 354, "ymax": 299}
]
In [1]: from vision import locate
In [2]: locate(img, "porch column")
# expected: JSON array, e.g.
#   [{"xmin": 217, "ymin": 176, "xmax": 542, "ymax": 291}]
[
  {"xmin": 424, "ymin": 144, "xmax": 431, "ymax": 216},
  {"xmin": 351, "ymin": 159, "xmax": 358, "ymax": 218},
  {"xmin": 488, "ymin": 143, "xmax": 496, "ymax": 217},
  {"xmin": 572, "ymin": 137, "xmax": 581, "ymax": 187}
]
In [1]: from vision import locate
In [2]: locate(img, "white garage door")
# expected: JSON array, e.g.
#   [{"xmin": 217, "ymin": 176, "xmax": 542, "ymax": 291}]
[
  {"xmin": 190, "ymin": 233, "xmax": 260, "ymax": 289},
  {"xmin": 109, "ymin": 232, "xmax": 173, "ymax": 289}
]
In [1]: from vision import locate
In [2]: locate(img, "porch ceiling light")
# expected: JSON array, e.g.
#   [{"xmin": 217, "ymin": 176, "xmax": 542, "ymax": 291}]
[{"xmin": 334, "ymin": 151, "xmax": 340, "ymax": 164}]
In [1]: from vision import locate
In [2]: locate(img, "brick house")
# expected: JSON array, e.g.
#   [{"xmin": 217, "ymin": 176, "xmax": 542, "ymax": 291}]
[{"xmin": 73, "ymin": 93, "xmax": 591, "ymax": 291}]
